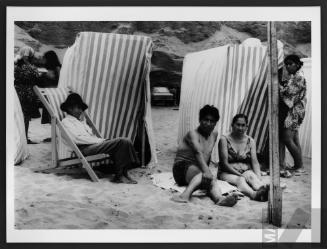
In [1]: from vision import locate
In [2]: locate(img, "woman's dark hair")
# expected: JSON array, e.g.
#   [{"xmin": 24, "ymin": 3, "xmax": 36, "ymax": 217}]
[
  {"xmin": 284, "ymin": 54, "xmax": 303, "ymax": 68},
  {"xmin": 232, "ymin": 114, "xmax": 248, "ymax": 125},
  {"xmin": 199, "ymin": 105, "xmax": 220, "ymax": 122},
  {"xmin": 44, "ymin": 50, "xmax": 61, "ymax": 69},
  {"xmin": 15, "ymin": 58, "xmax": 26, "ymax": 67}
]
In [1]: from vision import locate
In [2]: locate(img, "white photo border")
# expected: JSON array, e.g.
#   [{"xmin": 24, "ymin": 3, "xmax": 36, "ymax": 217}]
[{"xmin": 6, "ymin": 6, "xmax": 321, "ymax": 243}]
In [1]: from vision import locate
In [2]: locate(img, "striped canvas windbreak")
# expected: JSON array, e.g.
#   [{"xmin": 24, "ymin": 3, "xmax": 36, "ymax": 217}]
[
  {"xmin": 298, "ymin": 58, "xmax": 311, "ymax": 158},
  {"xmin": 58, "ymin": 32, "xmax": 157, "ymax": 162},
  {"xmin": 178, "ymin": 43, "xmax": 284, "ymax": 162},
  {"xmin": 14, "ymin": 88, "xmax": 29, "ymax": 164},
  {"xmin": 40, "ymin": 87, "xmax": 72, "ymax": 159}
]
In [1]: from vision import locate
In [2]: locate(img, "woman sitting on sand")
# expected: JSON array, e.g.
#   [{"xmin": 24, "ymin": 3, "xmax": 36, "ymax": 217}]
[
  {"xmin": 218, "ymin": 114, "xmax": 269, "ymax": 202},
  {"xmin": 171, "ymin": 105, "xmax": 238, "ymax": 206}
]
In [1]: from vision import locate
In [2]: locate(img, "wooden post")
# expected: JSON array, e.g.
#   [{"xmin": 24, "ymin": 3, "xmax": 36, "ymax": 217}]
[{"xmin": 267, "ymin": 22, "xmax": 282, "ymax": 227}]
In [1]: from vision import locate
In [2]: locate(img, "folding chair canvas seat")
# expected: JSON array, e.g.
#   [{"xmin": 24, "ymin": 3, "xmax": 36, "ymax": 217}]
[{"xmin": 34, "ymin": 86, "xmax": 111, "ymax": 182}]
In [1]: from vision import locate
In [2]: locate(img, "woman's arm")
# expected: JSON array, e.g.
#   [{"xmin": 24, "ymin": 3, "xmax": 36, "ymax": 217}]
[
  {"xmin": 249, "ymin": 137, "xmax": 261, "ymax": 178},
  {"xmin": 218, "ymin": 137, "xmax": 243, "ymax": 176}
]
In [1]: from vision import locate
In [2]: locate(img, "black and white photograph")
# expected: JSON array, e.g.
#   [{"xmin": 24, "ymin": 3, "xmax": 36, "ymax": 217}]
[{"xmin": 6, "ymin": 6, "xmax": 322, "ymax": 243}]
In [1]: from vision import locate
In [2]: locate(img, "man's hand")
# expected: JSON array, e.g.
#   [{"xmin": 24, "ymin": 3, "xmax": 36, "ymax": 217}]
[{"xmin": 202, "ymin": 170, "xmax": 213, "ymax": 188}]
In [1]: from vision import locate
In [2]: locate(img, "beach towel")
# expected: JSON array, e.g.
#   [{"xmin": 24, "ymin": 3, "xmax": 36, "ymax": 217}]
[
  {"xmin": 151, "ymin": 172, "xmax": 238, "ymax": 195},
  {"xmin": 178, "ymin": 39, "xmax": 284, "ymax": 162},
  {"xmin": 57, "ymin": 32, "xmax": 157, "ymax": 163}
]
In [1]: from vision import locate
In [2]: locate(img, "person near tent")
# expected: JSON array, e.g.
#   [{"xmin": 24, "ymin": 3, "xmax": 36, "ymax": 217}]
[
  {"xmin": 171, "ymin": 105, "xmax": 238, "ymax": 206},
  {"xmin": 38, "ymin": 50, "xmax": 62, "ymax": 141},
  {"xmin": 60, "ymin": 93, "xmax": 140, "ymax": 184},
  {"xmin": 279, "ymin": 54, "xmax": 307, "ymax": 174},
  {"xmin": 218, "ymin": 114, "xmax": 269, "ymax": 202},
  {"xmin": 14, "ymin": 46, "xmax": 41, "ymax": 144}
]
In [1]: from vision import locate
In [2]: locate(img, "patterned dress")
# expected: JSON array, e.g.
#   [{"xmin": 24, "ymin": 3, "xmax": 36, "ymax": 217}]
[
  {"xmin": 279, "ymin": 69, "xmax": 307, "ymax": 131},
  {"xmin": 14, "ymin": 63, "xmax": 40, "ymax": 121}
]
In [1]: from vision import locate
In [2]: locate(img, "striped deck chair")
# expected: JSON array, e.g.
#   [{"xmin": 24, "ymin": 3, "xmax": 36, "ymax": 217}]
[{"xmin": 34, "ymin": 86, "xmax": 111, "ymax": 182}]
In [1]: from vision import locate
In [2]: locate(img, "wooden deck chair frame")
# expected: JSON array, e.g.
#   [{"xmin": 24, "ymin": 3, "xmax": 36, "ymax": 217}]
[{"xmin": 34, "ymin": 86, "xmax": 110, "ymax": 182}]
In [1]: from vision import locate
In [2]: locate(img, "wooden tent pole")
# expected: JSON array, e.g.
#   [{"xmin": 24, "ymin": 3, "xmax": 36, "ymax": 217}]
[{"xmin": 267, "ymin": 21, "xmax": 282, "ymax": 227}]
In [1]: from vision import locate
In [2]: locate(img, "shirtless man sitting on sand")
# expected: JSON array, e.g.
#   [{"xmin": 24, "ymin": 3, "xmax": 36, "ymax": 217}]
[{"xmin": 171, "ymin": 105, "xmax": 238, "ymax": 206}]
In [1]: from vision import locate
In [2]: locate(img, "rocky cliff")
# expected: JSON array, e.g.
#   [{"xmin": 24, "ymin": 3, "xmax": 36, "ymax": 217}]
[{"xmin": 15, "ymin": 21, "xmax": 311, "ymax": 88}]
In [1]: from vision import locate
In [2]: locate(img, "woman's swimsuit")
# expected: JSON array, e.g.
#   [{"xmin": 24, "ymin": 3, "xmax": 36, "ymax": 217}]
[{"xmin": 219, "ymin": 135, "xmax": 252, "ymax": 174}]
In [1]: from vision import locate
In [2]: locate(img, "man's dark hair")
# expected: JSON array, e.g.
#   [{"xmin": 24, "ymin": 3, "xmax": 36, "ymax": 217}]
[
  {"xmin": 199, "ymin": 105, "xmax": 220, "ymax": 122},
  {"xmin": 232, "ymin": 113, "xmax": 248, "ymax": 125}
]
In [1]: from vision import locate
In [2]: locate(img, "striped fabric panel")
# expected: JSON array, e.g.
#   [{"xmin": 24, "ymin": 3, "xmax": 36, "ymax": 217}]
[
  {"xmin": 238, "ymin": 51, "xmax": 269, "ymax": 153},
  {"xmin": 58, "ymin": 32, "xmax": 157, "ymax": 162},
  {"xmin": 41, "ymin": 87, "xmax": 72, "ymax": 159},
  {"xmin": 238, "ymin": 45, "xmax": 284, "ymax": 153},
  {"xmin": 14, "ymin": 89, "xmax": 29, "ymax": 164},
  {"xmin": 42, "ymin": 87, "xmax": 70, "ymax": 121},
  {"xmin": 297, "ymin": 59, "xmax": 312, "ymax": 158},
  {"xmin": 178, "ymin": 44, "xmax": 284, "ymax": 162}
]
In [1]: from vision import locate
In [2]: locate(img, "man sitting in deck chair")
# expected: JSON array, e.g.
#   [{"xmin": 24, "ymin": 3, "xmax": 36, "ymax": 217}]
[{"xmin": 60, "ymin": 93, "xmax": 139, "ymax": 184}]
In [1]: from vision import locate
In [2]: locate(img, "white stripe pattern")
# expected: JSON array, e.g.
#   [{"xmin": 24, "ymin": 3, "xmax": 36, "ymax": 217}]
[
  {"xmin": 14, "ymin": 89, "xmax": 29, "ymax": 164},
  {"xmin": 178, "ymin": 44, "xmax": 284, "ymax": 162},
  {"xmin": 41, "ymin": 87, "xmax": 72, "ymax": 159}
]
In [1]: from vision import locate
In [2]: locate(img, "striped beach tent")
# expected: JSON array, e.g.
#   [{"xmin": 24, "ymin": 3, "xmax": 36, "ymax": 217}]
[
  {"xmin": 14, "ymin": 89, "xmax": 28, "ymax": 164},
  {"xmin": 178, "ymin": 40, "xmax": 284, "ymax": 162},
  {"xmin": 58, "ymin": 32, "xmax": 157, "ymax": 164}
]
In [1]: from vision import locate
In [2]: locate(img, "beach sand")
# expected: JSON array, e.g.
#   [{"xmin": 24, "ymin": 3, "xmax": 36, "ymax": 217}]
[{"xmin": 14, "ymin": 107, "xmax": 311, "ymax": 229}]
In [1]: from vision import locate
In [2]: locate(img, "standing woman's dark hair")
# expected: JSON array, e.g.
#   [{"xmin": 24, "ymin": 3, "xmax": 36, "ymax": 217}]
[
  {"xmin": 284, "ymin": 54, "xmax": 303, "ymax": 68},
  {"xmin": 44, "ymin": 50, "xmax": 61, "ymax": 70}
]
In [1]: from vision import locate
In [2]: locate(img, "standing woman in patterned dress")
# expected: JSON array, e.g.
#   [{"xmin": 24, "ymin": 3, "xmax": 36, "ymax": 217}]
[
  {"xmin": 14, "ymin": 46, "xmax": 40, "ymax": 144},
  {"xmin": 279, "ymin": 54, "xmax": 307, "ymax": 174}
]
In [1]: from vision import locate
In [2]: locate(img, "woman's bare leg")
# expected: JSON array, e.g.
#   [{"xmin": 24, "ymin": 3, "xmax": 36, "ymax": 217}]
[
  {"xmin": 293, "ymin": 130, "xmax": 304, "ymax": 169},
  {"xmin": 208, "ymin": 179, "xmax": 237, "ymax": 206},
  {"xmin": 220, "ymin": 173, "xmax": 256, "ymax": 199},
  {"xmin": 283, "ymin": 129, "xmax": 303, "ymax": 169},
  {"xmin": 242, "ymin": 170, "xmax": 265, "ymax": 190}
]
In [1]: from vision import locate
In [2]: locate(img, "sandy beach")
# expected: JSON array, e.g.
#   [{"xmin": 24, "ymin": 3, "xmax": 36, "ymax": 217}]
[{"xmin": 14, "ymin": 107, "xmax": 311, "ymax": 229}]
